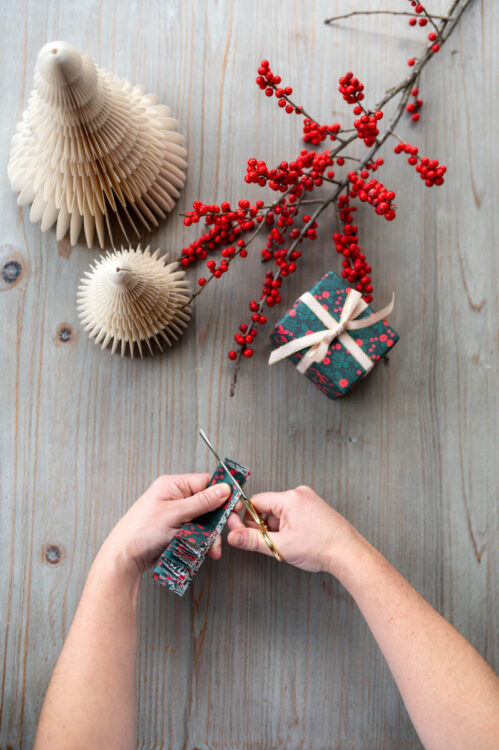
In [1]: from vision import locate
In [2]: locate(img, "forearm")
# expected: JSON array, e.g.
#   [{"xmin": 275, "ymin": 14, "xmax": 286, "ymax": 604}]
[
  {"xmin": 34, "ymin": 546, "xmax": 141, "ymax": 750},
  {"xmin": 331, "ymin": 536, "xmax": 499, "ymax": 750}
]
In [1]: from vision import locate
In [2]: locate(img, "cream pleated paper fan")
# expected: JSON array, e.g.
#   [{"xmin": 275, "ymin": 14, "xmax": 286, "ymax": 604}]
[
  {"xmin": 77, "ymin": 245, "xmax": 192, "ymax": 357},
  {"xmin": 8, "ymin": 41, "xmax": 187, "ymax": 248}
]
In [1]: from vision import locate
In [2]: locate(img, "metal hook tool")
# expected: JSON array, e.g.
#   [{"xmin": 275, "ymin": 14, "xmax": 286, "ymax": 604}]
[{"xmin": 199, "ymin": 429, "xmax": 283, "ymax": 562}]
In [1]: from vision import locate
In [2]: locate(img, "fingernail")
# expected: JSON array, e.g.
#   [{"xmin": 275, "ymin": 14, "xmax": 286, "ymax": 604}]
[
  {"xmin": 214, "ymin": 482, "xmax": 231, "ymax": 499},
  {"xmin": 231, "ymin": 531, "xmax": 244, "ymax": 547}
]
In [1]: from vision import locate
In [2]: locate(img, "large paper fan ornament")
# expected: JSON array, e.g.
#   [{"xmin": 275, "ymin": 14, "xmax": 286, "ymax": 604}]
[
  {"xmin": 77, "ymin": 245, "xmax": 192, "ymax": 357},
  {"xmin": 7, "ymin": 41, "xmax": 187, "ymax": 248}
]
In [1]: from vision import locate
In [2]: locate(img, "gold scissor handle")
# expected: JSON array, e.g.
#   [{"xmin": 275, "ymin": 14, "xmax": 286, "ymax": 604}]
[
  {"xmin": 197, "ymin": 429, "xmax": 283, "ymax": 562},
  {"xmin": 242, "ymin": 498, "xmax": 283, "ymax": 562}
]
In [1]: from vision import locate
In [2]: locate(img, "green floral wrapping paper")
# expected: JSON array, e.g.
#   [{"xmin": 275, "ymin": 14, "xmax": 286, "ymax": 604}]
[{"xmin": 270, "ymin": 271, "xmax": 399, "ymax": 399}]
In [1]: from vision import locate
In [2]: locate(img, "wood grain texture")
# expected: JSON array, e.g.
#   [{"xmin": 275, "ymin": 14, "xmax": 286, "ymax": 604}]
[{"xmin": 0, "ymin": 1, "xmax": 496, "ymax": 748}]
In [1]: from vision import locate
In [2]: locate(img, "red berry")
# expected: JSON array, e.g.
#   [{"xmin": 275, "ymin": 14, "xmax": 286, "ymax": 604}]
[
  {"xmin": 228, "ymin": 350, "xmax": 237, "ymax": 360},
  {"xmin": 198, "ymin": 277, "xmax": 206, "ymax": 286},
  {"xmin": 242, "ymin": 348, "xmax": 253, "ymax": 358}
]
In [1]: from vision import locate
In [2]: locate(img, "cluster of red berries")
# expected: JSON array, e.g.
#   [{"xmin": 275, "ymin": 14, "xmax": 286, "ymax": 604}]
[
  {"xmin": 260, "ymin": 198, "xmax": 303, "ymax": 261},
  {"xmin": 228, "ymin": 196, "xmax": 317, "ymax": 360},
  {"xmin": 181, "ymin": 200, "xmax": 265, "ymax": 274},
  {"xmin": 255, "ymin": 60, "xmax": 300, "ymax": 115},
  {"xmin": 230, "ymin": 310, "xmax": 263, "ymax": 359},
  {"xmin": 393, "ymin": 142, "xmax": 446, "ymax": 186},
  {"xmin": 333, "ymin": 195, "xmax": 373, "ymax": 303},
  {"xmin": 406, "ymin": 87, "xmax": 423, "ymax": 122},
  {"xmin": 347, "ymin": 171, "xmax": 396, "ymax": 220},
  {"xmin": 408, "ymin": 1, "xmax": 428, "ymax": 26},
  {"xmin": 339, "ymin": 74, "xmax": 383, "ymax": 146},
  {"xmin": 183, "ymin": 199, "xmax": 262, "ymax": 228},
  {"xmin": 229, "ymin": 286, "xmax": 276, "ymax": 360},
  {"xmin": 246, "ymin": 158, "xmax": 297, "ymax": 191},
  {"xmin": 353, "ymin": 109, "xmax": 383, "ymax": 146},
  {"xmin": 246, "ymin": 149, "xmax": 334, "ymax": 193},
  {"xmin": 302, "ymin": 119, "xmax": 341, "ymax": 145},
  {"xmin": 338, "ymin": 72, "xmax": 365, "ymax": 104},
  {"xmin": 228, "ymin": 274, "xmax": 285, "ymax": 360}
]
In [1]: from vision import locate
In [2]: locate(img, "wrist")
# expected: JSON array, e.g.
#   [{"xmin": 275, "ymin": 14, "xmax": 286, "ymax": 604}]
[
  {"xmin": 93, "ymin": 541, "xmax": 143, "ymax": 592},
  {"xmin": 325, "ymin": 529, "xmax": 375, "ymax": 585}
]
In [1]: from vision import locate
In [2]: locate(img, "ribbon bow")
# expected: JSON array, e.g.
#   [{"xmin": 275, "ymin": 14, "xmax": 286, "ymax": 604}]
[{"xmin": 269, "ymin": 288, "xmax": 395, "ymax": 374}]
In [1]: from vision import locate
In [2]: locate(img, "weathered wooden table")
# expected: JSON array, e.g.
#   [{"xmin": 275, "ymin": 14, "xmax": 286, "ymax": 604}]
[{"xmin": 1, "ymin": 1, "xmax": 496, "ymax": 748}]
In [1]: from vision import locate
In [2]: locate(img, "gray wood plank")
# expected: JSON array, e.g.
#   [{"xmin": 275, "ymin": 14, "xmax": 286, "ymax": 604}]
[{"xmin": 0, "ymin": 1, "xmax": 496, "ymax": 749}]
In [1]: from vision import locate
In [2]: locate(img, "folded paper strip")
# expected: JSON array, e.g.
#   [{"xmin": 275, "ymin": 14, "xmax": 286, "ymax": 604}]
[
  {"xmin": 153, "ymin": 458, "xmax": 250, "ymax": 596},
  {"xmin": 269, "ymin": 271, "xmax": 399, "ymax": 399}
]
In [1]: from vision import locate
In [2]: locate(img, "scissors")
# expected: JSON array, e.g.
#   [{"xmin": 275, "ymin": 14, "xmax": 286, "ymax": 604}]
[{"xmin": 199, "ymin": 429, "xmax": 283, "ymax": 562}]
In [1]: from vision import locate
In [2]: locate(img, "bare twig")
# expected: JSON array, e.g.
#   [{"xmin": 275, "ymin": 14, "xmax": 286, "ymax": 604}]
[{"xmin": 324, "ymin": 10, "xmax": 451, "ymax": 25}]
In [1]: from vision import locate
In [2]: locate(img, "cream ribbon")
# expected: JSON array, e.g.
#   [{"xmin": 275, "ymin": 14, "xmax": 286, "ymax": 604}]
[{"xmin": 269, "ymin": 288, "xmax": 395, "ymax": 374}]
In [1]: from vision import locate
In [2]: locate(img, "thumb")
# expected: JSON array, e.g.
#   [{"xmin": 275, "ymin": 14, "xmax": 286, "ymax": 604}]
[
  {"xmin": 227, "ymin": 526, "xmax": 276, "ymax": 558},
  {"xmin": 172, "ymin": 482, "xmax": 232, "ymax": 524}
]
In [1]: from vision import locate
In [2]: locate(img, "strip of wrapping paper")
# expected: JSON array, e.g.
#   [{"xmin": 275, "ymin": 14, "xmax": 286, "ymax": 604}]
[
  {"xmin": 270, "ymin": 271, "xmax": 399, "ymax": 399},
  {"xmin": 153, "ymin": 458, "xmax": 250, "ymax": 596}
]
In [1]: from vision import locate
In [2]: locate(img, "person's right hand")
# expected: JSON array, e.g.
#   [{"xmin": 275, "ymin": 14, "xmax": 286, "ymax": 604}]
[{"xmin": 226, "ymin": 485, "xmax": 361, "ymax": 575}]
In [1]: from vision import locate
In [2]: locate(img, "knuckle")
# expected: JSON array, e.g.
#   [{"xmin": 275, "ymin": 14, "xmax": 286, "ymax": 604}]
[
  {"xmin": 197, "ymin": 486, "xmax": 217, "ymax": 507},
  {"xmin": 294, "ymin": 484, "xmax": 312, "ymax": 496},
  {"xmin": 196, "ymin": 489, "xmax": 210, "ymax": 506},
  {"xmin": 247, "ymin": 531, "xmax": 258, "ymax": 551}
]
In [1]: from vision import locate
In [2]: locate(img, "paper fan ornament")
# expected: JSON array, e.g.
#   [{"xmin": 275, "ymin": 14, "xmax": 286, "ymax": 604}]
[
  {"xmin": 77, "ymin": 245, "xmax": 192, "ymax": 357},
  {"xmin": 8, "ymin": 41, "xmax": 187, "ymax": 248}
]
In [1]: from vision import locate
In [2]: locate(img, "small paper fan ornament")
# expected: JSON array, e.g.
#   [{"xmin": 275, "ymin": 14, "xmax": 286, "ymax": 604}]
[
  {"xmin": 8, "ymin": 41, "xmax": 187, "ymax": 248},
  {"xmin": 77, "ymin": 245, "xmax": 192, "ymax": 357}
]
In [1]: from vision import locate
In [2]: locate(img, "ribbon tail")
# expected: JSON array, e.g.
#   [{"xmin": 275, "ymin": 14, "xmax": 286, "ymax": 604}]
[
  {"xmin": 346, "ymin": 293, "xmax": 395, "ymax": 331},
  {"xmin": 268, "ymin": 330, "xmax": 327, "ymax": 365}
]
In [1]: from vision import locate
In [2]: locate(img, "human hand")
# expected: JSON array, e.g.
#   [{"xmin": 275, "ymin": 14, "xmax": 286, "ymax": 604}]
[
  {"xmin": 227, "ymin": 485, "xmax": 361, "ymax": 575},
  {"xmin": 98, "ymin": 474, "xmax": 233, "ymax": 577}
]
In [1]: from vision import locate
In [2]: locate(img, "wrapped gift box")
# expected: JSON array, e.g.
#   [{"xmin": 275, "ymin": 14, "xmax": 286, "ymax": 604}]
[{"xmin": 269, "ymin": 271, "xmax": 399, "ymax": 399}]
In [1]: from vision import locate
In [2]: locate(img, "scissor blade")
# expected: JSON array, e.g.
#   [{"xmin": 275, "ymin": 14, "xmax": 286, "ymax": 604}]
[{"xmin": 198, "ymin": 428, "xmax": 250, "ymax": 501}]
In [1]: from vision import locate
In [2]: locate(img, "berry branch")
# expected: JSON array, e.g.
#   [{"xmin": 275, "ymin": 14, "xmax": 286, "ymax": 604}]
[
  {"xmin": 179, "ymin": 0, "xmax": 473, "ymax": 396},
  {"xmin": 324, "ymin": 10, "xmax": 451, "ymax": 25}
]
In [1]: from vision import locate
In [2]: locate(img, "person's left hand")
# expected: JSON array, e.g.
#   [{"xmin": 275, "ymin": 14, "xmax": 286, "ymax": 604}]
[{"xmin": 99, "ymin": 474, "xmax": 234, "ymax": 576}]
